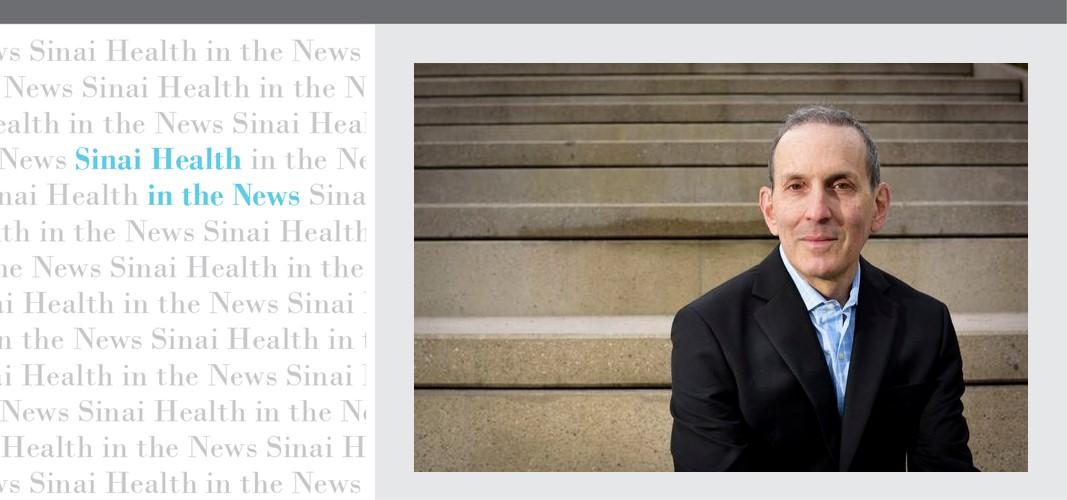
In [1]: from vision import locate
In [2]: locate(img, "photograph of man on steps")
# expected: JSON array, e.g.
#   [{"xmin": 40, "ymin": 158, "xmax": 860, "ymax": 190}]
[{"xmin": 415, "ymin": 63, "xmax": 1026, "ymax": 472}]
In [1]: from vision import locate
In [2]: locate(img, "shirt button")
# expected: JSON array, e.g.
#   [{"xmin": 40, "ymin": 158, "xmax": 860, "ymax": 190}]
[{"xmin": 838, "ymin": 352, "xmax": 846, "ymax": 360}]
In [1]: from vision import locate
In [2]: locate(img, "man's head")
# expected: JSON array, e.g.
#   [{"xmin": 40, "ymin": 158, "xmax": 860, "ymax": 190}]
[
  {"xmin": 768, "ymin": 105, "xmax": 882, "ymax": 190},
  {"xmin": 759, "ymin": 105, "xmax": 891, "ymax": 297}
]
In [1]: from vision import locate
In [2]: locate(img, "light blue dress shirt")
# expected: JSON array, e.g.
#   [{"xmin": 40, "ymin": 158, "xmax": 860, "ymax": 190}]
[{"xmin": 779, "ymin": 246, "xmax": 861, "ymax": 416}]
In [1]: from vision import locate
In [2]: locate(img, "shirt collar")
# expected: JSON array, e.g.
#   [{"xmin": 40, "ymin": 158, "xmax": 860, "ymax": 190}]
[{"xmin": 779, "ymin": 245, "xmax": 861, "ymax": 311}]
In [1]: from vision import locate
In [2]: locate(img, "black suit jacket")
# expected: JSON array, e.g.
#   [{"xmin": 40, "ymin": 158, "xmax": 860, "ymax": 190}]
[{"xmin": 670, "ymin": 248, "xmax": 977, "ymax": 471}]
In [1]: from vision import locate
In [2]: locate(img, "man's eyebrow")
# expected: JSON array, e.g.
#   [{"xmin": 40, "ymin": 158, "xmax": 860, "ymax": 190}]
[
  {"xmin": 780, "ymin": 171, "xmax": 859, "ymax": 180},
  {"xmin": 825, "ymin": 172, "xmax": 859, "ymax": 182},
  {"xmin": 776, "ymin": 171, "xmax": 861, "ymax": 186}
]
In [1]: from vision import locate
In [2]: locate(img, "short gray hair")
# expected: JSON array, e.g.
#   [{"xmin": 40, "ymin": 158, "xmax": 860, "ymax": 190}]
[{"xmin": 768, "ymin": 105, "xmax": 880, "ymax": 190}]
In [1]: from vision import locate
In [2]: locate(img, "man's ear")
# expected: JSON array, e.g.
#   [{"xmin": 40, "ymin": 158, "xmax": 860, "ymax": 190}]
[
  {"xmin": 759, "ymin": 186, "xmax": 779, "ymax": 236},
  {"xmin": 870, "ymin": 181, "xmax": 891, "ymax": 233}
]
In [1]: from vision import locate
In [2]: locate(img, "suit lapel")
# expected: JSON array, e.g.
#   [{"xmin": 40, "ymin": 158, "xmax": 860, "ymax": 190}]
[
  {"xmin": 752, "ymin": 248, "xmax": 841, "ymax": 465},
  {"xmin": 838, "ymin": 257, "xmax": 900, "ymax": 471}
]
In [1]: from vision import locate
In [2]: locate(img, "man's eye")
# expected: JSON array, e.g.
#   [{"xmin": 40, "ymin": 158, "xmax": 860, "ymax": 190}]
[
  {"xmin": 786, "ymin": 183, "xmax": 803, "ymax": 191},
  {"xmin": 833, "ymin": 182, "xmax": 854, "ymax": 191}
]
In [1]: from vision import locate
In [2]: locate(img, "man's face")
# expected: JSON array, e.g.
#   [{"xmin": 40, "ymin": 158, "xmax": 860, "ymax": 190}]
[{"xmin": 759, "ymin": 123, "xmax": 891, "ymax": 287}]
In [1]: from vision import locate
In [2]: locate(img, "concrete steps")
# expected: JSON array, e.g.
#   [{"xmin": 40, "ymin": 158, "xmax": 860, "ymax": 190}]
[
  {"xmin": 415, "ymin": 63, "xmax": 976, "ymax": 77},
  {"xmin": 414, "ymin": 386, "xmax": 1025, "ymax": 472},
  {"xmin": 415, "ymin": 239, "xmax": 1027, "ymax": 316},
  {"xmin": 416, "ymin": 102, "xmax": 1027, "ymax": 124}
]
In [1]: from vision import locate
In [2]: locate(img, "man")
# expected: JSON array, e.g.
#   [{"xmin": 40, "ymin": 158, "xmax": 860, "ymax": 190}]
[{"xmin": 669, "ymin": 105, "xmax": 977, "ymax": 471}]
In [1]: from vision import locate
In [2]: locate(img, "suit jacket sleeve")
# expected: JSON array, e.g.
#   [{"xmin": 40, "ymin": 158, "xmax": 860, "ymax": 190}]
[
  {"xmin": 670, "ymin": 305, "xmax": 752, "ymax": 471},
  {"xmin": 906, "ymin": 304, "xmax": 979, "ymax": 471}
]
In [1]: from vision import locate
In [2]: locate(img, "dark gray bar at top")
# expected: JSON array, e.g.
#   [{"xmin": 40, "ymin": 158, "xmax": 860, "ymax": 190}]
[{"xmin": 2, "ymin": 0, "xmax": 1064, "ymax": 23}]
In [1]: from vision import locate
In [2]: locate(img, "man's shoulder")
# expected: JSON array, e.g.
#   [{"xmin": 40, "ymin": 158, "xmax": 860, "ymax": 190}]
[{"xmin": 671, "ymin": 264, "xmax": 762, "ymax": 343}]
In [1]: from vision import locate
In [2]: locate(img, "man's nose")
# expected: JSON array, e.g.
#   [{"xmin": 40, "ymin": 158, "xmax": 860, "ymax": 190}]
[{"xmin": 804, "ymin": 188, "xmax": 833, "ymax": 222}]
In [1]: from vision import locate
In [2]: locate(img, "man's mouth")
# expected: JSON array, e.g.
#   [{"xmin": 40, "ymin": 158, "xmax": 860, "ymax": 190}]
[
  {"xmin": 800, "ymin": 235, "xmax": 837, "ymax": 248},
  {"xmin": 801, "ymin": 235, "xmax": 837, "ymax": 242}
]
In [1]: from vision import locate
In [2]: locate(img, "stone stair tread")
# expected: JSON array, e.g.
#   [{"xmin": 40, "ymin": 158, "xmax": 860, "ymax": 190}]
[
  {"xmin": 414, "ymin": 314, "xmax": 1027, "ymax": 385},
  {"xmin": 416, "ymin": 102, "xmax": 1027, "ymax": 124},
  {"xmin": 415, "ymin": 63, "xmax": 976, "ymax": 77},
  {"xmin": 417, "ymin": 201, "xmax": 1027, "ymax": 207},
  {"xmin": 416, "ymin": 94, "xmax": 1018, "ymax": 104},
  {"xmin": 415, "ymin": 312, "xmax": 1026, "ymax": 336},
  {"xmin": 417, "ymin": 138, "xmax": 1028, "ymax": 144},
  {"xmin": 416, "ymin": 122, "xmax": 1029, "ymax": 141},
  {"xmin": 415, "ymin": 75, "xmax": 1020, "ymax": 97},
  {"xmin": 416, "ymin": 75, "xmax": 1006, "ymax": 82}
]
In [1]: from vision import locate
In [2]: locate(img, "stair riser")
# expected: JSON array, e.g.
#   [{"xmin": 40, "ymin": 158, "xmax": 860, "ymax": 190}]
[
  {"xmin": 416, "ymin": 77, "xmax": 1019, "ymax": 97},
  {"xmin": 415, "ymin": 203, "xmax": 1026, "ymax": 238},
  {"xmin": 415, "ymin": 141, "xmax": 1027, "ymax": 167},
  {"xmin": 415, "ymin": 103, "xmax": 1027, "ymax": 124},
  {"xmin": 415, "ymin": 239, "xmax": 1027, "ymax": 316},
  {"xmin": 416, "ymin": 166, "xmax": 1027, "ymax": 203},
  {"xmin": 415, "ymin": 387, "xmax": 1026, "ymax": 471},
  {"xmin": 416, "ymin": 123, "xmax": 1028, "ymax": 141}
]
